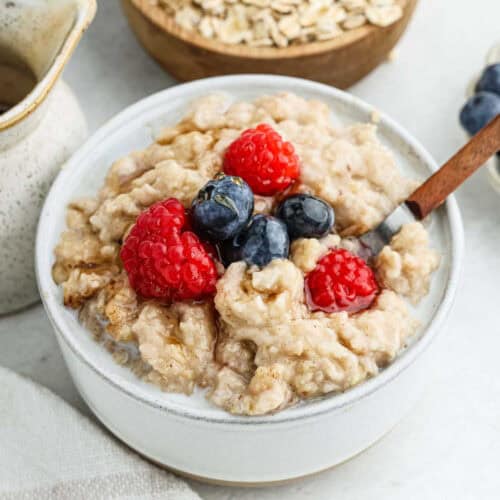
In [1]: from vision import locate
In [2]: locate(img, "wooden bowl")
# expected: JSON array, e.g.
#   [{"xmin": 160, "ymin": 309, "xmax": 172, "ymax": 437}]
[{"xmin": 121, "ymin": 0, "xmax": 417, "ymax": 89}]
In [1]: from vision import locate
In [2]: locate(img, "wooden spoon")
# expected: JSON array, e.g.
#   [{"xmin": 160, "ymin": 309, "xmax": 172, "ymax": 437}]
[{"xmin": 360, "ymin": 114, "xmax": 500, "ymax": 254}]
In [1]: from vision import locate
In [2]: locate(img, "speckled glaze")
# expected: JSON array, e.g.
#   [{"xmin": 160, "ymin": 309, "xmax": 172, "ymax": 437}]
[{"xmin": 0, "ymin": 0, "xmax": 96, "ymax": 315}]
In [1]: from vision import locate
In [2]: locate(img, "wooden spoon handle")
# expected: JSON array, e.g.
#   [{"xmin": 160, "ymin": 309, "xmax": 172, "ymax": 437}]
[{"xmin": 406, "ymin": 114, "xmax": 500, "ymax": 219}]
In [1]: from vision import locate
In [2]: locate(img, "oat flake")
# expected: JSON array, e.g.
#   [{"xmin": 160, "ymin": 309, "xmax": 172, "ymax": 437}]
[{"xmin": 365, "ymin": 4, "xmax": 403, "ymax": 27}]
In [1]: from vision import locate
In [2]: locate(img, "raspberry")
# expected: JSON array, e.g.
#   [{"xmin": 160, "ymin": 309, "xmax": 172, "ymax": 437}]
[
  {"xmin": 120, "ymin": 198, "xmax": 218, "ymax": 301},
  {"xmin": 305, "ymin": 248, "xmax": 379, "ymax": 314},
  {"xmin": 223, "ymin": 124, "xmax": 300, "ymax": 196}
]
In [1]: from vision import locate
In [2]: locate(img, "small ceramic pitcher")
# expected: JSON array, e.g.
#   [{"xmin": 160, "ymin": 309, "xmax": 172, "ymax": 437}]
[{"xmin": 0, "ymin": 0, "xmax": 96, "ymax": 315}]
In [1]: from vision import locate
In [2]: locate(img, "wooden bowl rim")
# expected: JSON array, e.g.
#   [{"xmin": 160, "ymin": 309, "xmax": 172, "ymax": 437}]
[{"xmin": 128, "ymin": 0, "xmax": 408, "ymax": 60}]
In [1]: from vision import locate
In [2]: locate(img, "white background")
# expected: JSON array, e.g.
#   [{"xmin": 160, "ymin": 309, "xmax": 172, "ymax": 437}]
[{"xmin": 1, "ymin": 1, "xmax": 500, "ymax": 498}]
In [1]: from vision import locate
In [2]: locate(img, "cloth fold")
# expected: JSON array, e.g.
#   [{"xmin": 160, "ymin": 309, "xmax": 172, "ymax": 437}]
[{"xmin": 0, "ymin": 366, "xmax": 200, "ymax": 500}]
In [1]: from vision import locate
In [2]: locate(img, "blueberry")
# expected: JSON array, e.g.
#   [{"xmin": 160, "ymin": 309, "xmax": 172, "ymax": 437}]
[
  {"xmin": 192, "ymin": 174, "xmax": 254, "ymax": 241},
  {"xmin": 476, "ymin": 64, "xmax": 500, "ymax": 96},
  {"xmin": 219, "ymin": 215, "xmax": 289, "ymax": 267},
  {"xmin": 276, "ymin": 194, "xmax": 334, "ymax": 240},
  {"xmin": 459, "ymin": 91, "xmax": 500, "ymax": 136},
  {"xmin": 218, "ymin": 237, "xmax": 244, "ymax": 267}
]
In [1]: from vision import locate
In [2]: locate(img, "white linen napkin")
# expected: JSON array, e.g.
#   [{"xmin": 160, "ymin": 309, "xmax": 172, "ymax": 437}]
[{"xmin": 0, "ymin": 366, "xmax": 201, "ymax": 500}]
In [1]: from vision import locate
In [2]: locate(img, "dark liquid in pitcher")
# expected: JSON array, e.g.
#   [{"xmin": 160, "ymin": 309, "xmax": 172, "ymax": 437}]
[
  {"xmin": 0, "ymin": 49, "xmax": 37, "ymax": 116},
  {"xmin": 0, "ymin": 103, "xmax": 11, "ymax": 114}
]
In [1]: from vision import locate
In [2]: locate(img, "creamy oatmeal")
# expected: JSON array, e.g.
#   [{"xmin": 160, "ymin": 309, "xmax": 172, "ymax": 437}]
[{"xmin": 53, "ymin": 92, "xmax": 439, "ymax": 416}]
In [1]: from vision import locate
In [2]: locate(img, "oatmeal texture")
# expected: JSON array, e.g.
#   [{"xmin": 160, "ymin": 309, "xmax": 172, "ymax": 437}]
[
  {"xmin": 133, "ymin": 301, "xmax": 218, "ymax": 393},
  {"xmin": 53, "ymin": 92, "xmax": 438, "ymax": 416},
  {"xmin": 375, "ymin": 222, "xmax": 440, "ymax": 303}
]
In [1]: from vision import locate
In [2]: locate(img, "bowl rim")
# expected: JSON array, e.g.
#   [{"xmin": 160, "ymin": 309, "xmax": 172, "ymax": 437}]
[
  {"xmin": 36, "ymin": 74, "xmax": 464, "ymax": 426},
  {"xmin": 125, "ymin": 0, "xmax": 414, "ymax": 60}
]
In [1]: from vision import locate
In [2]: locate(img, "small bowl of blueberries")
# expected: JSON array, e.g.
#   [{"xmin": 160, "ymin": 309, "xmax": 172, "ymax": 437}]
[{"xmin": 460, "ymin": 42, "xmax": 500, "ymax": 193}]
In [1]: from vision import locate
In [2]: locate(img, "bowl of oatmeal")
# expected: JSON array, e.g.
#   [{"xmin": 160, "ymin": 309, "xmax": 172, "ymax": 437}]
[
  {"xmin": 121, "ymin": 0, "xmax": 417, "ymax": 88},
  {"xmin": 36, "ymin": 75, "xmax": 463, "ymax": 484}
]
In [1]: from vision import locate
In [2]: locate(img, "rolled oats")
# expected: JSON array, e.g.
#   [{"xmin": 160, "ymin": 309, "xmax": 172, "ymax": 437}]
[
  {"xmin": 243, "ymin": 0, "xmax": 271, "ymax": 6},
  {"xmin": 330, "ymin": 5, "xmax": 347, "ymax": 23},
  {"xmin": 339, "ymin": 0, "xmax": 367, "ymax": 13},
  {"xmin": 369, "ymin": 0, "xmax": 396, "ymax": 6},
  {"xmin": 271, "ymin": 1, "xmax": 295, "ymax": 14},
  {"xmin": 158, "ymin": 0, "xmax": 405, "ymax": 47},
  {"xmin": 174, "ymin": 6, "xmax": 201, "ymax": 30},
  {"xmin": 248, "ymin": 37, "xmax": 274, "ymax": 47},
  {"xmin": 198, "ymin": 15, "xmax": 215, "ymax": 37},
  {"xmin": 365, "ymin": 4, "xmax": 403, "ymax": 27},
  {"xmin": 341, "ymin": 13, "xmax": 366, "ymax": 29},
  {"xmin": 315, "ymin": 18, "xmax": 342, "ymax": 40},
  {"xmin": 298, "ymin": 1, "xmax": 329, "ymax": 27},
  {"xmin": 194, "ymin": 0, "xmax": 225, "ymax": 16},
  {"xmin": 278, "ymin": 14, "xmax": 302, "ymax": 39},
  {"xmin": 269, "ymin": 17, "xmax": 289, "ymax": 47}
]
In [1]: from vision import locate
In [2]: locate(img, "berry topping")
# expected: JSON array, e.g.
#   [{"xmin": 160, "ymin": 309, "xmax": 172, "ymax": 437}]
[
  {"xmin": 305, "ymin": 248, "xmax": 378, "ymax": 314},
  {"xmin": 223, "ymin": 124, "xmax": 300, "ymax": 196},
  {"xmin": 276, "ymin": 194, "xmax": 335, "ymax": 240},
  {"xmin": 120, "ymin": 198, "xmax": 218, "ymax": 301},
  {"xmin": 219, "ymin": 214, "xmax": 290, "ymax": 267},
  {"xmin": 460, "ymin": 91, "xmax": 500, "ymax": 136},
  {"xmin": 476, "ymin": 63, "xmax": 500, "ymax": 96},
  {"xmin": 191, "ymin": 174, "xmax": 254, "ymax": 241}
]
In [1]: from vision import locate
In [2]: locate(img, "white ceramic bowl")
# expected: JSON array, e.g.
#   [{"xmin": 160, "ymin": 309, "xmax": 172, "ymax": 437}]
[{"xmin": 36, "ymin": 75, "xmax": 464, "ymax": 485}]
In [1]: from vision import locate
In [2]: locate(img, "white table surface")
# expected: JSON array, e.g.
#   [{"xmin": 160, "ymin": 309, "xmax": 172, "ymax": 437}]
[{"xmin": 2, "ymin": 1, "xmax": 500, "ymax": 498}]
